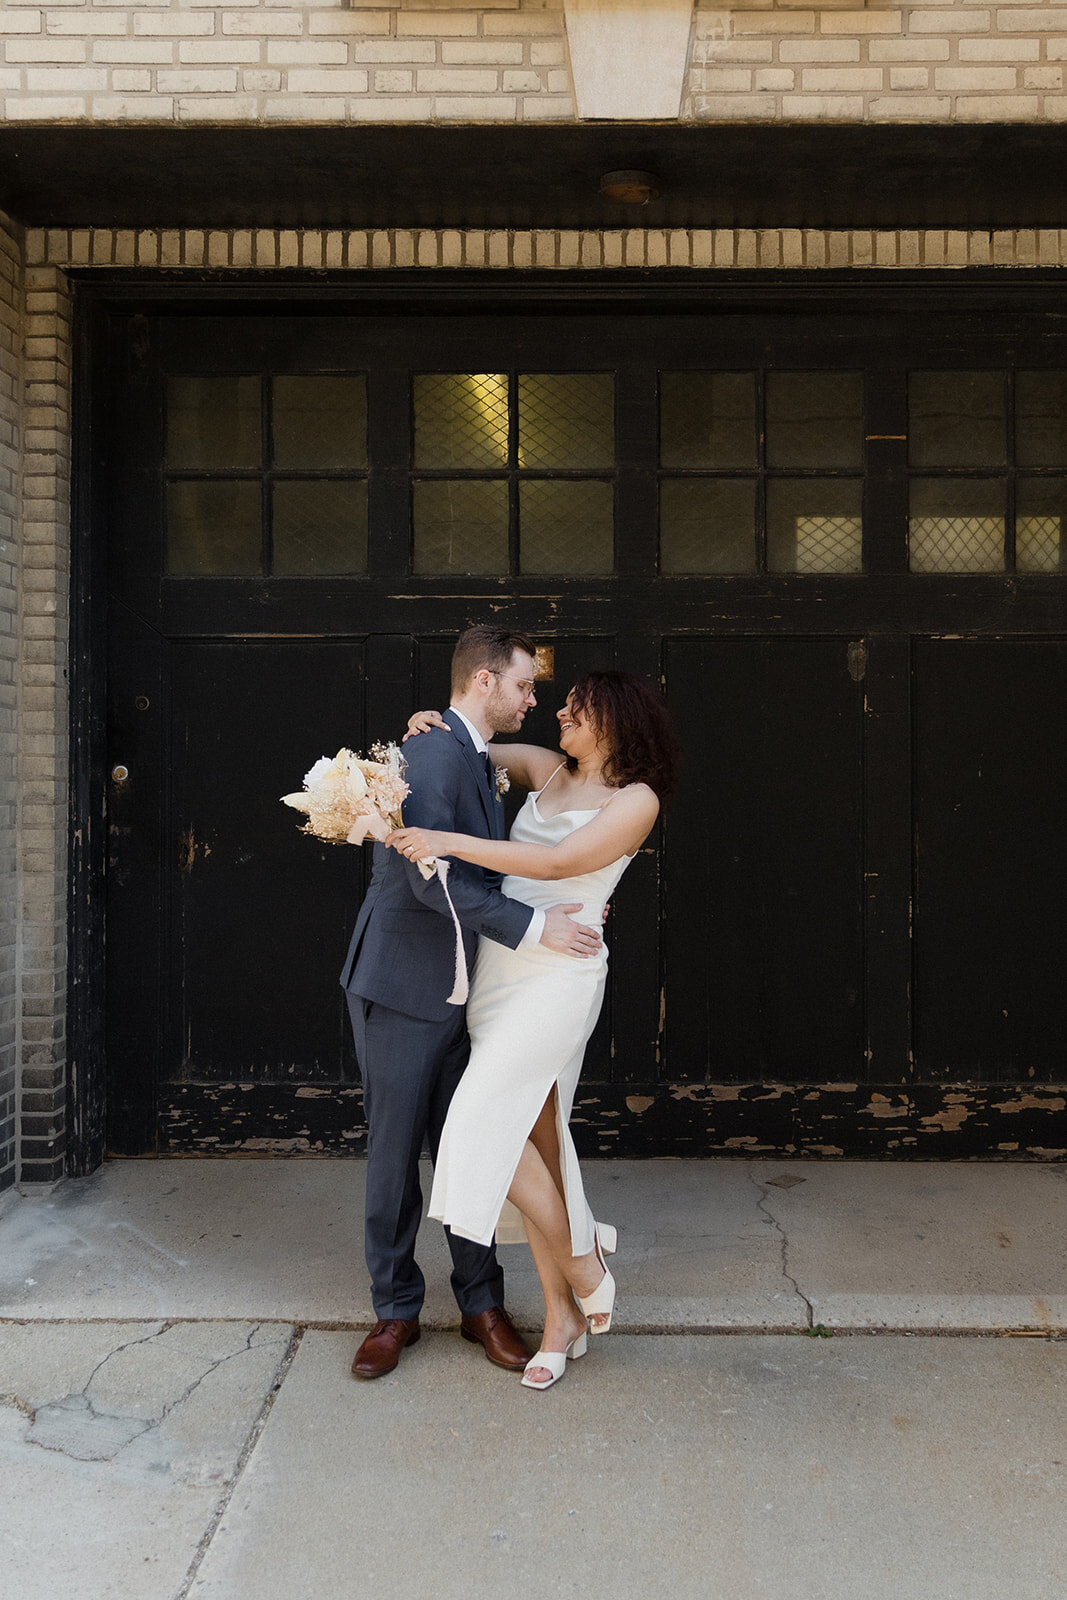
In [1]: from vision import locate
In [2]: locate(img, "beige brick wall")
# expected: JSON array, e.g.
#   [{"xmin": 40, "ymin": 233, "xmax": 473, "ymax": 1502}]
[
  {"xmin": 17, "ymin": 257, "xmax": 69, "ymax": 1185},
  {"xmin": 27, "ymin": 223, "xmax": 1067, "ymax": 269},
  {"xmin": 3, "ymin": 0, "xmax": 1067, "ymax": 123},
  {"xmin": 0, "ymin": 212, "xmax": 20, "ymax": 1196},
  {"xmin": 0, "ymin": 2, "xmax": 576, "ymax": 124},
  {"xmin": 687, "ymin": 0, "xmax": 1067, "ymax": 121}
]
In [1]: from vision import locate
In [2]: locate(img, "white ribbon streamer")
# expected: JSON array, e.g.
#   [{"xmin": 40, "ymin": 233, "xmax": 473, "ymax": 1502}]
[{"xmin": 417, "ymin": 857, "xmax": 468, "ymax": 1006}]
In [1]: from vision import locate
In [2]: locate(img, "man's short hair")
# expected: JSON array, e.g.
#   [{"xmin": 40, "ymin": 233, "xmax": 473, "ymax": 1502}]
[{"xmin": 451, "ymin": 625, "xmax": 537, "ymax": 697}]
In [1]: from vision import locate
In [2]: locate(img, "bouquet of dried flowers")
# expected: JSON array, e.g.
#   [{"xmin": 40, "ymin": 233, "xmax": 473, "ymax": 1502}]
[
  {"xmin": 281, "ymin": 742, "xmax": 414, "ymax": 850},
  {"xmin": 281, "ymin": 741, "xmax": 468, "ymax": 1005}
]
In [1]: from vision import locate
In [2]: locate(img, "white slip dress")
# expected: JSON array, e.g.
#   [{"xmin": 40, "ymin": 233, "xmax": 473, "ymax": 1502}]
[{"xmin": 428, "ymin": 768, "xmax": 635, "ymax": 1255}]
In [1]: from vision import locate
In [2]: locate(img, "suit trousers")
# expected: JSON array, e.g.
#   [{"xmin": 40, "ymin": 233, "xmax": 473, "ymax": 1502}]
[{"xmin": 347, "ymin": 991, "xmax": 505, "ymax": 1321}]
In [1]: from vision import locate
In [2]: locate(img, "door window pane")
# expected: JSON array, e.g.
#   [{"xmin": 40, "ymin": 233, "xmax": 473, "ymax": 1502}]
[
  {"xmin": 1016, "ymin": 372, "xmax": 1067, "ymax": 468},
  {"xmin": 660, "ymin": 373, "xmax": 757, "ymax": 469},
  {"xmin": 767, "ymin": 480, "xmax": 863, "ymax": 573},
  {"xmin": 167, "ymin": 481, "xmax": 262, "ymax": 575},
  {"xmin": 909, "ymin": 479, "xmax": 1005, "ymax": 572},
  {"xmin": 273, "ymin": 376, "xmax": 367, "ymax": 470},
  {"xmin": 660, "ymin": 478, "xmax": 756, "ymax": 573},
  {"xmin": 766, "ymin": 372, "xmax": 864, "ymax": 470},
  {"xmin": 519, "ymin": 480, "xmax": 613, "ymax": 574},
  {"xmin": 272, "ymin": 480, "xmax": 368, "ymax": 575},
  {"xmin": 518, "ymin": 374, "xmax": 613, "ymax": 469},
  {"xmin": 413, "ymin": 479, "xmax": 508, "ymax": 574},
  {"xmin": 414, "ymin": 373, "xmax": 509, "ymax": 469},
  {"xmin": 166, "ymin": 376, "xmax": 261, "ymax": 470},
  {"xmin": 1016, "ymin": 479, "xmax": 1067, "ymax": 572},
  {"xmin": 909, "ymin": 371, "xmax": 1006, "ymax": 468}
]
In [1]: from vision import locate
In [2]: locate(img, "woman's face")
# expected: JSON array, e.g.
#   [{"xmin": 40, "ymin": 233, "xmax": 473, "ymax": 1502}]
[{"xmin": 556, "ymin": 691, "xmax": 602, "ymax": 762}]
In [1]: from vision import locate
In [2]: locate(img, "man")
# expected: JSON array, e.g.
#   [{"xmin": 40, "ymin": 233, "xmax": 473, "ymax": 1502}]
[{"xmin": 340, "ymin": 626, "xmax": 603, "ymax": 1378}]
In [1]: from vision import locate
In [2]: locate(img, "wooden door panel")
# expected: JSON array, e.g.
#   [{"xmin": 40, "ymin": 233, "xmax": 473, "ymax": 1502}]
[
  {"xmin": 913, "ymin": 638, "xmax": 1067, "ymax": 1082},
  {"xmin": 166, "ymin": 640, "xmax": 365, "ymax": 1086},
  {"xmin": 664, "ymin": 638, "xmax": 866, "ymax": 1083}
]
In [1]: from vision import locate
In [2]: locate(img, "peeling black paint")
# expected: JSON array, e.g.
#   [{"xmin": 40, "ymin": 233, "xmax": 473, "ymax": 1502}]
[{"xmin": 156, "ymin": 1081, "xmax": 1067, "ymax": 1161}]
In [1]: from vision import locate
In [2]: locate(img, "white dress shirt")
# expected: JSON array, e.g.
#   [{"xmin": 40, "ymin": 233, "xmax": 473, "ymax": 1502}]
[{"xmin": 448, "ymin": 706, "xmax": 545, "ymax": 949}]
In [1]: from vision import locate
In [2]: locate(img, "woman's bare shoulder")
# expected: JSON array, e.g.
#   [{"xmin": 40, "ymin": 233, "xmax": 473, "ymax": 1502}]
[
  {"xmin": 613, "ymin": 781, "xmax": 659, "ymax": 813},
  {"xmin": 598, "ymin": 783, "xmax": 660, "ymax": 840}
]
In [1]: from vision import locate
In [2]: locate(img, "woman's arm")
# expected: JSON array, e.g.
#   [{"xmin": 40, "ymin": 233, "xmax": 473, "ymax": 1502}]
[
  {"xmin": 388, "ymin": 784, "xmax": 659, "ymax": 880},
  {"xmin": 484, "ymin": 742, "xmax": 560, "ymax": 792},
  {"xmin": 402, "ymin": 709, "xmax": 561, "ymax": 792}
]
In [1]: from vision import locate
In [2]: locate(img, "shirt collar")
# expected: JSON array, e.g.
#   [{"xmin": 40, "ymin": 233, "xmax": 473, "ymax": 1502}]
[{"xmin": 448, "ymin": 705, "xmax": 488, "ymax": 755}]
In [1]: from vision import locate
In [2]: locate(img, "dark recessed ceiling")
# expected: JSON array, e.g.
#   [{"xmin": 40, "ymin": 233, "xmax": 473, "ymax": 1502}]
[{"xmin": 0, "ymin": 122, "xmax": 1064, "ymax": 231}]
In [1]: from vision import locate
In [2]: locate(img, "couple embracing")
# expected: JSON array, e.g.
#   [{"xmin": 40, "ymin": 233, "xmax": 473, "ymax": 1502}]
[{"xmin": 340, "ymin": 626, "xmax": 679, "ymax": 1391}]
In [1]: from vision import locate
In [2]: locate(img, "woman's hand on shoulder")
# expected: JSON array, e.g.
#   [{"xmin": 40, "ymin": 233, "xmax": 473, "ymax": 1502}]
[{"xmin": 403, "ymin": 709, "xmax": 449, "ymax": 743}]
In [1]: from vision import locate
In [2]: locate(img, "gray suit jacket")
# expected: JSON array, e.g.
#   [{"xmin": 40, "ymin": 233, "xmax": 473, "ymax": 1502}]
[{"xmin": 340, "ymin": 710, "xmax": 534, "ymax": 1022}]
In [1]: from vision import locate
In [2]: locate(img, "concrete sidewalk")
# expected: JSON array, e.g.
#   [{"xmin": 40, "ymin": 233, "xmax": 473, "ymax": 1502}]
[
  {"xmin": 3, "ymin": 1156, "xmax": 1066, "ymax": 1331},
  {"xmin": 2, "ymin": 1158, "xmax": 1065, "ymax": 1599}
]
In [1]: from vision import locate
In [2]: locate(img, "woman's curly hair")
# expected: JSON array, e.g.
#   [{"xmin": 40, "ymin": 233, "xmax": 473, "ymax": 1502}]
[{"xmin": 566, "ymin": 670, "xmax": 680, "ymax": 802}]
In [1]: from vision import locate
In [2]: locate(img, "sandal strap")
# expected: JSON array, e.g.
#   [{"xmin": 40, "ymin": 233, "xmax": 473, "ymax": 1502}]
[
  {"xmin": 523, "ymin": 1348, "xmax": 567, "ymax": 1382},
  {"xmin": 577, "ymin": 1265, "xmax": 616, "ymax": 1319}
]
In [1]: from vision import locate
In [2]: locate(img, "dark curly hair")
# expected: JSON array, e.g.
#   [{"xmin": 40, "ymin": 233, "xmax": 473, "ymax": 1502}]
[{"xmin": 566, "ymin": 670, "xmax": 680, "ymax": 802}]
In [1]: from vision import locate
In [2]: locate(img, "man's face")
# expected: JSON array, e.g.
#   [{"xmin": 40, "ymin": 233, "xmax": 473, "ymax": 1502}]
[{"xmin": 484, "ymin": 649, "xmax": 538, "ymax": 735}]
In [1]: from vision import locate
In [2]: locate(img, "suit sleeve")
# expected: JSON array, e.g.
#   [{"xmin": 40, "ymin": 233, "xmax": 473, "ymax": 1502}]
[{"xmin": 400, "ymin": 735, "xmax": 534, "ymax": 950}]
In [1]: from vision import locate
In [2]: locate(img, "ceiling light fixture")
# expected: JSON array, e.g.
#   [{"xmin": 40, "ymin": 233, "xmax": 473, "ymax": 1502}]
[{"xmin": 598, "ymin": 169, "xmax": 661, "ymax": 205}]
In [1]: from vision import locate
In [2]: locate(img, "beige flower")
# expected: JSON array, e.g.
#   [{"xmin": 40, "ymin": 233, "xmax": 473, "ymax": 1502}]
[{"xmin": 282, "ymin": 743, "xmax": 408, "ymax": 845}]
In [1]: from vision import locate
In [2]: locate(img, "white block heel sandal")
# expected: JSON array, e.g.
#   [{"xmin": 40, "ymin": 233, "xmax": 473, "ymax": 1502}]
[{"xmin": 520, "ymin": 1332, "xmax": 588, "ymax": 1391}]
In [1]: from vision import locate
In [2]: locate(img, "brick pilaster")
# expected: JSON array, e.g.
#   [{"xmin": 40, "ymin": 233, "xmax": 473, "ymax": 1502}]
[
  {"xmin": 16, "ymin": 259, "xmax": 69, "ymax": 1186},
  {"xmin": 0, "ymin": 213, "xmax": 21, "ymax": 1196}
]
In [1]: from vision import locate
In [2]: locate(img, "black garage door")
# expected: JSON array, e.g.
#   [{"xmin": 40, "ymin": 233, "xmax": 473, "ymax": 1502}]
[{"xmin": 75, "ymin": 275, "xmax": 1067, "ymax": 1161}]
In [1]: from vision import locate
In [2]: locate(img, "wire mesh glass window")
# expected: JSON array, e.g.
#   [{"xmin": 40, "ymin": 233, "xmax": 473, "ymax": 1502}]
[
  {"xmin": 411, "ymin": 372, "xmax": 615, "ymax": 576},
  {"xmin": 659, "ymin": 371, "xmax": 864, "ymax": 574},
  {"xmin": 164, "ymin": 374, "xmax": 369, "ymax": 576},
  {"xmin": 908, "ymin": 370, "xmax": 1067, "ymax": 573}
]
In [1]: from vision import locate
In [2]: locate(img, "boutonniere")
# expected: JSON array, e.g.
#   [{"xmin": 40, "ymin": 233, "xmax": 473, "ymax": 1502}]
[{"xmin": 495, "ymin": 767, "xmax": 510, "ymax": 799}]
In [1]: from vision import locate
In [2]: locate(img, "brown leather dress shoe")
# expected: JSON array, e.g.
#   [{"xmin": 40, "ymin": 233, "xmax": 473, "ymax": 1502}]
[
  {"xmin": 351, "ymin": 1318, "xmax": 420, "ymax": 1379},
  {"xmin": 460, "ymin": 1306, "xmax": 532, "ymax": 1371}
]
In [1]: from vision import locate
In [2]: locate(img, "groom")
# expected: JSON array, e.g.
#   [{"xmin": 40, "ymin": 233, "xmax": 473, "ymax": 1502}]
[{"xmin": 341, "ymin": 625, "xmax": 603, "ymax": 1378}]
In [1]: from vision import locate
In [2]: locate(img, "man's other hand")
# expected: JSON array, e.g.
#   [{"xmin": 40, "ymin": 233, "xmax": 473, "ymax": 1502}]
[{"xmin": 540, "ymin": 903, "xmax": 603, "ymax": 960}]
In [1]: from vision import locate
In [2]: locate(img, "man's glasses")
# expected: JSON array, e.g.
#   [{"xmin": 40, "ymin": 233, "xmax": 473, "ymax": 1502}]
[{"xmin": 492, "ymin": 672, "xmax": 537, "ymax": 697}]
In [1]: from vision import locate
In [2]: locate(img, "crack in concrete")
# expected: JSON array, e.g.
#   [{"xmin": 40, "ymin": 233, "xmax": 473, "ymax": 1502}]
[
  {"xmin": 81, "ymin": 1319, "xmax": 172, "ymax": 1395},
  {"xmin": 155, "ymin": 1322, "xmax": 270, "ymax": 1429},
  {"xmin": 0, "ymin": 1391, "xmax": 35, "ymax": 1420},
  {"xmin": 12, "ymin": 1322, "xmax": 290, "ymax": 1464},
  {"xmin": 749, "ymin": 1167, "xmax": 814, "ymax": 1328},
  {"xmin": 4, "ymin": 1324, "xmax": 172, "ymax": 1460},
  {"xmin": 26, "ymin": 1394, "xmax": 154, "ymax": 1460},
  {"xmin": 176, "ymin": 1324, "xmax": 305, "ymax": 1600}
]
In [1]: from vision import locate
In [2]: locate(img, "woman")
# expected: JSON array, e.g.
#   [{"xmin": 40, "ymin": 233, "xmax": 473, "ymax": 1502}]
[{"xmin": 388, "ymin": 671, "xmax": 679, "ymax": 1390}]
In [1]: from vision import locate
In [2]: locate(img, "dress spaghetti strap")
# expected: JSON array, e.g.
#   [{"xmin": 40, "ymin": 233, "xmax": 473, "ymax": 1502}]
[{"xmin": 536, "ymin": 762, "xmax": 567, "ymax": 799}]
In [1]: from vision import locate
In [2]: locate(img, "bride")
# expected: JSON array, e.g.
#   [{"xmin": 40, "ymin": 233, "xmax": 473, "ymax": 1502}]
[{"xmin": 388, "ymin": 670, "xmax": 679, "ymax": 1390}]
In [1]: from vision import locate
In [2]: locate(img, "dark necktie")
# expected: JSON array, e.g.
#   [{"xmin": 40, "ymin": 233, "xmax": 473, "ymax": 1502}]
[{"xmin": 484, "ymin": 751, "xmax": 495, "ymax": 792}]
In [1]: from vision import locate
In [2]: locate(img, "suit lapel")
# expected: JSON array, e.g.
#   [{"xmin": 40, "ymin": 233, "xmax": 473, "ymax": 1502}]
[{"xmin": 443, "ymin": 709, "xmax": 495, "ymax": 836}]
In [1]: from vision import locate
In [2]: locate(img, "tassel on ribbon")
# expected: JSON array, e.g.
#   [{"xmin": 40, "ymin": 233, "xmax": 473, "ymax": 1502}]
[{"xmin": 417, "ymin": 857, "xmax": 468, "ymax": 1006}]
